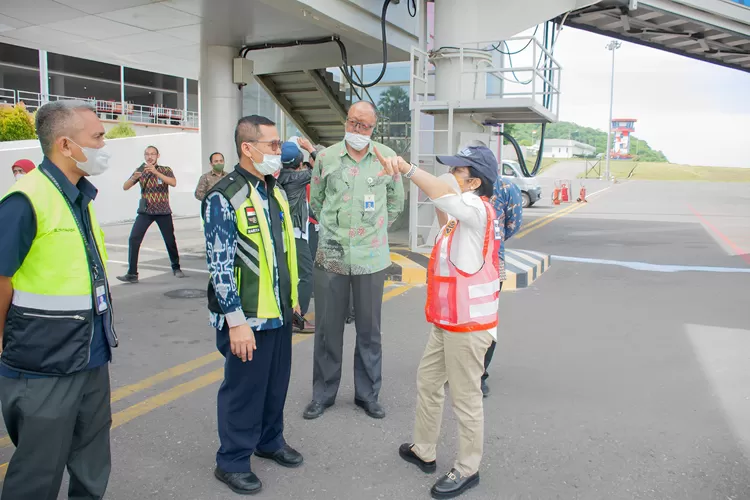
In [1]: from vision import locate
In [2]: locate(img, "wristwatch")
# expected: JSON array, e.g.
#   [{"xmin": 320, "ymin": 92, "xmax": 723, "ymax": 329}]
[{"xmin": 404, "ymin": 163, "xmax": 418, "ymax": 179}]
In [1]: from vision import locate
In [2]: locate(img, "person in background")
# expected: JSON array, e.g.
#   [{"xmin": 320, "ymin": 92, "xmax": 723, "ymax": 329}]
[
  {"xmin": 195, "ymin": 152, "xmax": 228, "ymax": 201},
  {"xmin": 203, "ymin": 115, "xmax": 303, "ymax": 496},
  {"xmin": 381, "ymin": 145, "xmax": 500, "ymax": 500},
  {"xmin": 0, "ymin": 100, "xmax": 117, "ymax": 500},
  {"xmin": 304, "ymin": 101, "xmax": 405, "ymax": 421},
  {"xmin": 459, "ymin": 140, "xmax": 523, "ymax": 397},
  {"xmin": 277, "ymin": 137, "xmax": 318, "ymax": 333},
  {"xmin": 11, "ymin": 159, "xmax": 35, "ymax": 182},
  {"xmin": 117, "ymin": 145, "xmax": 184, "ymax": 283},
  {"xmin": 481, "ymin": 175, "xmax": 522, "ymax": 397}
]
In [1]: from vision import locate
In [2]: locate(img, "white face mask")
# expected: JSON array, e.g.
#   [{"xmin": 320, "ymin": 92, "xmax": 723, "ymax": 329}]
[
  {"xmin": 67, "ymin": 139, "xmax": 111, "ymax": 176},
  {"xmin": 13, "ymin": 172, "xmax": 25, "ymax": 182},
  {"xmin": 345, "ymin": 132, "xmax": 371, "ymax": 151},
  {"xmin": 249, "ymin": 144, "xmax": 282, "ymax": 176}
]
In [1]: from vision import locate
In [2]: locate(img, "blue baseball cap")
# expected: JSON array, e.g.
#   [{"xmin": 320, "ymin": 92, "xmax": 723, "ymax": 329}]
[
  {"xmin": 436, "ymin": 146, "xmax": 498, "ymax": 185},
  {"xmin": 281, "ymin": 141, "xmax": 303, "ymax": 167}
]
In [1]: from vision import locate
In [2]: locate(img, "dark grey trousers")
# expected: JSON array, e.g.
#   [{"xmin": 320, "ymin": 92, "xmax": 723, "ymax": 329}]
[
  {"xmin": 0, "ymin": 365, "xmax": 112, "ymax": 500},
  {"xmin": 312, "ymin": 267, "xmax": 386, "ymax": 404}
]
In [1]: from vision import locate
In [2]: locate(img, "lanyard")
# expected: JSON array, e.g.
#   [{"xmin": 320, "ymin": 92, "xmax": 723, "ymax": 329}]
[{"xmin": 41, "ymin": 166, "xmax": 102, "ymax": 281}]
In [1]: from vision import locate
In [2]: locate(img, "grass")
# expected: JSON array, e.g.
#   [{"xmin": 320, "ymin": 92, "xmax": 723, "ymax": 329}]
[{"xmin": 578, "ymin": 161, "xmax": 750, "ymax": 182}]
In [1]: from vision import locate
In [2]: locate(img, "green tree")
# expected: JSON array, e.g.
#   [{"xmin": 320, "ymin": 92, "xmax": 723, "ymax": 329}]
[
  {"xmin": 376, "ymin": 86, "xmax": 410, "ymax": 124},
  {"xmin": 0, "ymin": 102, "xmax": 36, "ymax": 142},
  {"xmin": 105, "ymin": 119, "xmax": 136, "ymax": 139}
]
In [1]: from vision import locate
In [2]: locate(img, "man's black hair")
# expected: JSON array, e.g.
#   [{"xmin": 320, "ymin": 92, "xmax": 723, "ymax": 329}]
[
  {"xmin": 234, "ymin": 115, "xmax": 276, "ymax": 157},
  {"xmin": 209, "ymin": 152, "xmax": 224, "ymax": 163}
]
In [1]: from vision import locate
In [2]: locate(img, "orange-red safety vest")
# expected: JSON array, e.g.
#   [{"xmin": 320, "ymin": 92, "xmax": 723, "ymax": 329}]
[{"xmin": 425, "ymin": 199, "xmax": 500, "ymax": 332}]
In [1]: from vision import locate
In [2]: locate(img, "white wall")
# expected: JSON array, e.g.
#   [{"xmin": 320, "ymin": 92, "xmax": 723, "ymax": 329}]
[{"xmin": 0, "ymin": 132, "xmax": 204, "ymax": 224}]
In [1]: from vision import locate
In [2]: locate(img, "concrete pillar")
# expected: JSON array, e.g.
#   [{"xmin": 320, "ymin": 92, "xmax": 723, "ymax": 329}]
[
  {"xmin": 200, "ymin": 45, "xmax": 243, "ymax": 172},
  {"xmin": 153, "ymin": 74, "xmax": 164, "ymax": 106},
  {"xmin": 38, "ymin": 50, "xmax": 49, "ymax": 103},
  {"xmin": 50, "ymin": 74, "xmax": 65, "ymax": 96},
  {"xmin": 120, "ymin": 66, "xmax": 126, "ymax": 117}
]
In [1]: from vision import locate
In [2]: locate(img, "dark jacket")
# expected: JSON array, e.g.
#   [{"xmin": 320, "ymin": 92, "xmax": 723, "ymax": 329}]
[{"xmin": 277, "ymin": 167, "xmax": 312, "ymax": 234}]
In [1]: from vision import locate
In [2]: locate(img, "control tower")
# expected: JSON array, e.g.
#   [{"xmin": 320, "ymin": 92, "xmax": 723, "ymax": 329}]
[{"xmin": 611, "ymin": 118, "xmax": 637, "ymax": 159}]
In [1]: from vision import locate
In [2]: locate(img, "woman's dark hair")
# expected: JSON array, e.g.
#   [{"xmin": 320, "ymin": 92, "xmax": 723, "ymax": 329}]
[{"xmin": 467, "ymin": 166, "xmax": 495, "ymax": 198}]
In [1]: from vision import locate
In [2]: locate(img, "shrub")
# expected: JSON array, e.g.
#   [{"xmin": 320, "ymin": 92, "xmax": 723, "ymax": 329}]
[
  {"xmin": 105, "ymin": 119, "xmax": 136, "ymax": 139},
  {"xmin": 0, "ymin": 102, "xmax": 36, "ymax": 142}
]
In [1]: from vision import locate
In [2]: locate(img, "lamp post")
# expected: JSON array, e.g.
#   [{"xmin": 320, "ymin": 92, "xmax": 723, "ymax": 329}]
[{"xmin": 605, "ymin": 40, "xmax": 621, "ymax": 180}]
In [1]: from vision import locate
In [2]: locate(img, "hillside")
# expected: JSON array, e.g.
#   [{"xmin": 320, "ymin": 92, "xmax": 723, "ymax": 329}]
[{"xmin": 505, "ymin": 122, "xmax": 669, "ymax": 163}]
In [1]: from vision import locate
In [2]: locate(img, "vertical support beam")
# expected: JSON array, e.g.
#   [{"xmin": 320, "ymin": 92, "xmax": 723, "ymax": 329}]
[
  {"xmin": 120, "ymin": 66, "xmax": 126, "ymax": 119},
  {"xmin": 183, "ymin": 77, "xmax": 188, "ymax": 112},
  {"xmin": 200, "ymin": 45, "xmax": 243, "ymax": 172},
  {"xmin": 409, "ymin": 0, "xmax": 429, "ymax": 252},
  {"xmin": 39, "ymin": 50, "xmax": 49, "ymax": 104}
]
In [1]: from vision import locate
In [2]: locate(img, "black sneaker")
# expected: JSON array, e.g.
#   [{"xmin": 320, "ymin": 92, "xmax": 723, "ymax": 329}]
[
  {"xmin": 481, "ymin": 379, "xmax": 490, "ymax": 398},
  {"xmin": 116, "ymin": 273, "xmax": 138, "ymax": 284},
  {"xmin": 173, "ymin": 270, "xmax": 185, "ymax": 278}
]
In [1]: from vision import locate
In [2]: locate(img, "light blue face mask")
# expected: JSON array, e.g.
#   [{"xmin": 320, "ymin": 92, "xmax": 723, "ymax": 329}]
[
  {"xmin": 66, "ymin": 138, "xmax": 111, "ymax": 176},
  {"xmin": 249, "ymin": 143, "xmax": 282, "ymax": 175}
]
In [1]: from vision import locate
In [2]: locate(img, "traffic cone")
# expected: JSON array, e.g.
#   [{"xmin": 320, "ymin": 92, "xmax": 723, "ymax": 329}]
[
  {"xmin": 552, "ymin": 186, "xmax": 561, "ymax": 205},
  {"xmin": 561, "ymin": 183, "xmax": 569, "ymax": 202},
  {"xmin": 577, "ymin": 186, "xmax": 587, "ymax": 203}
]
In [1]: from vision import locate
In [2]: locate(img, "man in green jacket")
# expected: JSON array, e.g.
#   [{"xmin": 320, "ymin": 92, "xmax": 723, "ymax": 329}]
[{"xmin": 304, "ymin": 101, "xmax": 405, "ymax": 420}]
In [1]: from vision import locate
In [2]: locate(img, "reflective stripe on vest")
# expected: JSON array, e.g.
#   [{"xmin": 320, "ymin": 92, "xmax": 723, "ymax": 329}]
[
  {"xmin": 425, "ymin": 200, "xmax": 500, "ymax": 332},
  {"xmin": 226, "ymin": 179, "xmax": 299, "ymax": 318}
]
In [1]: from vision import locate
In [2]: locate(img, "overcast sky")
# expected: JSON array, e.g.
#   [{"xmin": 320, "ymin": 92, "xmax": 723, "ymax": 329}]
[{"xmin": 546, "ymin": 28, "xmax": 750, "ymax": 168}]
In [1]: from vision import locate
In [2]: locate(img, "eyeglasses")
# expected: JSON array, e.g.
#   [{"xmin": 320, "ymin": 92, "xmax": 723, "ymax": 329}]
[
  {"xmin": 249, "ymin": 140, "xmax": 282, "ymax": 151},
  {"xmin": 346, "ymin": 118, "xmax": 375, "ymax": 132}
]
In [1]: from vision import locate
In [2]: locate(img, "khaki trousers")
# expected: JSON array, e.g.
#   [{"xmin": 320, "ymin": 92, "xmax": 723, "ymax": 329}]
[{"xmin": 412, "ymin": 325, "xmax": 494, "ymax": 476}]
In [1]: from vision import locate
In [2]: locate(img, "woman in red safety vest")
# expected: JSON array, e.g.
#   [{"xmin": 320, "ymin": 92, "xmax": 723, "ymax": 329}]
[{"xmin": 373, "ymin": 145, "xmax": 500, "ymax": 500}]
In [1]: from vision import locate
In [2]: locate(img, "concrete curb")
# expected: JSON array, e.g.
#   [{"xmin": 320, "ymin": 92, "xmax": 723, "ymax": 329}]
[{"xmin": 386, "ymin": 248, "xmax": 551, "ymax": 289}]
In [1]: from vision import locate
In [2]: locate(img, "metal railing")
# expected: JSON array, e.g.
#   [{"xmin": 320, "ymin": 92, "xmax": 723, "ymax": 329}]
[
  {"xmin": 410, "ymin": 36, "xmax": 562, "ymax": 117},
  {"xmin": 3, "ymin": 88, "xmax": 199, "ymax": 128}
]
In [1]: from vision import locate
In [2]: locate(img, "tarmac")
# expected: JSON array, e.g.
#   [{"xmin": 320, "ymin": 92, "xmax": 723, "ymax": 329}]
[{"xmin": 2, "ymin": 177, "xmax": 750, "ymax": 500}]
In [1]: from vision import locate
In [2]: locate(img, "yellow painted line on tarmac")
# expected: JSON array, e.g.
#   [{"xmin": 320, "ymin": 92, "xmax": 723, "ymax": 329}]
[
  {"xmin": 516, "ymin": 186, "xmax": 612, "ymax": 240},
  {"xmin": 0, "ymin": 284, "xmax": 416, "ymax": 480},
  {"xmin": 0, "ymin": 352, "xmax": 225, "ymax": 450},
  {"xmin": 389, "ymin": 253, "xmax": 427, "ymax": 284}
]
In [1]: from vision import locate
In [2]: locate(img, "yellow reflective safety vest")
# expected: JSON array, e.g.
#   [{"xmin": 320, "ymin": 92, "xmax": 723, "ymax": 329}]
[
  {"xmin": 204, "ymin": 167, "xmax": 298, "ymax": 320},
  {"xmin": 1, "ymin": 166, "xmax": 117, "ymax": 375}
]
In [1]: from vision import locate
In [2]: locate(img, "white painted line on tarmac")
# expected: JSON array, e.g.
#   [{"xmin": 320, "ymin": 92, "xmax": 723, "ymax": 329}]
[
  {"xmin": 687, "ymin": 324, "xmax": 750, "ymax": 462},
  {"xmin": 552, "ymin": 255, "xmax": 750, "ymax": 273},
  {"xmin": 107, "ymin": 259, "xmax": 209, "ymax": 275},
  {"xmin": 106, "ymin": 243, "xmax": 206, "ymax": 258}
]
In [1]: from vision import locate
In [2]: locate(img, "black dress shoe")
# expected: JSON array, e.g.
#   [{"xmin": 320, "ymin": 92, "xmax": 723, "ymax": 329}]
[
  {"xmin": 303, "ymin": 400, "xmax": 332, "ymax": 420},
  {"xmin": 214, "ymin": 467, "xmax": 262, "ymax": 495},
  {"xmin": 481, "ymin": 378, "xmax": 490, "ymax": 398},
  {"xmin": 398, "ymin": 443, "xmax": 436, "ymax": 473},
  {"xmin": 255, "ymin": 444, "xmax": 303, "ymax": 468},
  {"xmin": 354, "ymin": 399, "xmax": 385, "ymax": 419},
  {"xmin": 431, "ymin": 469, "xmax": 479, "ymax": 499}
]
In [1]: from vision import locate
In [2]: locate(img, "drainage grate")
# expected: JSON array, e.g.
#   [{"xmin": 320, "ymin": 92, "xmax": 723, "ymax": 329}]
[{"xmin": 164, "ymin": 289, "xmax": 207, "ymax": 299}]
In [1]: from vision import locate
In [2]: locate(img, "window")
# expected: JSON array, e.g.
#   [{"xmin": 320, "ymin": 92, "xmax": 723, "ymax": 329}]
[{"xmin": 503, "ymin": 164, "xmax": 516, "ymax": 177}]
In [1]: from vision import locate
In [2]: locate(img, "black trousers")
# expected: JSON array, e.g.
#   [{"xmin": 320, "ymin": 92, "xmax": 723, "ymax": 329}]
[
  {"xmin": 127, "ymin": 213, "xmax": 180, "ymax": 274},
  {"xmin": 295, "ymin": 236, "xmax": 314, "ymax": 317},
  {"xmin": 482, "ymin": 282, "xmax": 504, "ymax": 381},
  {"xmin": 0, "ymin": 365, "xmax": 112, "ymax": 500},
  {"xmin": 312, "ymin": 268, "xmax": 386, "ymax": 404},
  {"xmin": 216, "ymin": 321, "xmax": 293, "ymax": 473}
]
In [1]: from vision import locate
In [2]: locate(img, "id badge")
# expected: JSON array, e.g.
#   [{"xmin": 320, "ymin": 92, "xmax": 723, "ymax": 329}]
[
  {"xmin": 157, "ymin": 178, "xmax": 163, "ymax": 185},
  {"xmin": 94, "ymin": 278, "xmax": 109, "ymax": 315},
  {"xmin": 364, "ymin": 194, "xmax": 375, "ymax": 212},
  {"xmin": 493, "ymin": 219, "xmax": 502, "ymax": 241}
]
